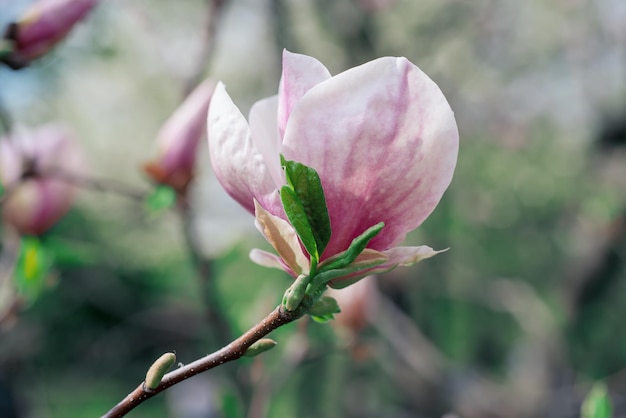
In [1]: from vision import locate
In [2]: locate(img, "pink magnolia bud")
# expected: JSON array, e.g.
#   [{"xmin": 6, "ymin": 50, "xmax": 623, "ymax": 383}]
[
  {"xmin": 2, "ymin": 0, "xmax": 98, "ymax": 69},
  {"xmin": 144, "ymin": 79, "xmax": 216, "ymax": 193},
  {"xmin": 0, "ymin": 125, "xmax": 84, "ymax": 235},
  {"xmin": 209, "ymin": 50, "xmax": 458, "ymax": 286}
]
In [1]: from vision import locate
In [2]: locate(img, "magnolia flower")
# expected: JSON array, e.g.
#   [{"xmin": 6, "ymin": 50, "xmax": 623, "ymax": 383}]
[
  {"xmin": 0, "ymin": 125, "xmax": 84, "ymax": 235},
  {"xmin": 208, "ymin": 50, "xmax": 458, "ymax": 287},
  {"xmin": 2, "ymin": 0, "xmax": 98, "ymax": 69},
  {"xmin": 144, "ymin": 79, "xmax": 216, "ymax": 193}
]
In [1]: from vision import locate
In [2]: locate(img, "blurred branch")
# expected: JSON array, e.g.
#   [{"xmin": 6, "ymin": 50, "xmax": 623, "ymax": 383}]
[
  {"xmin": 102, "ymin": 304, "xmax": 304, "ymax": 418},
  {"xmin": 0, "ymin": 96, "xmax": 12, "ymax": 135},
  {"xmin": 177, "ymin": 201, "xmax": 232, "ymax": 344},
  {"xmin": 182, "ymin": 0, "xmax": 226, "ymax": 96},
  {"xmin": 0, "ymin": 232, "xmax": 21, "ymax": 328},
  {"xmin": 43, "ymin": 168, "xmax": 149, "ymax": 201},
  {"xmin": 369, "ymin": 292, "xmax": 447, "ymax": 384}
]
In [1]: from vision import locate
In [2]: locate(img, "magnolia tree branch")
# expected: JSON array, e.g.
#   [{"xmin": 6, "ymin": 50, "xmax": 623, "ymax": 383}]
[
  {"xmin": 43, "ymin": 168, "xmax": 149, "ymax": 201},
  {"xmin": 102, "ymin": 304, "xmax": 305, "ymax": 418}
]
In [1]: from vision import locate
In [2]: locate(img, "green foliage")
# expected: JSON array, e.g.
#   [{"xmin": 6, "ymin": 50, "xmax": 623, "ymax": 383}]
[
  {"xmin": 14, "ymin": 236, "xmax": 52, "ymax": 302},
  {"xmin": 582, "ymin": 383, "xmax": 613, "ymax": 418},
  {"xmin": 309, "ymin": 295, "xmax": 341, "ymax": 323},
  {"xmin": 145, "ymin": 185, "xmax": 177, "ymax": 212},
  {"xmin": 280, "ymin": 155, "xmax": 331, "ymax": 263}
]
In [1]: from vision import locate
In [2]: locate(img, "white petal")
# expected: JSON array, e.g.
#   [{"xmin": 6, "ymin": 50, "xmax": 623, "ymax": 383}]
[{"xmin": 207, "ymin": 83, "xmax": 280, "ymax": 214}]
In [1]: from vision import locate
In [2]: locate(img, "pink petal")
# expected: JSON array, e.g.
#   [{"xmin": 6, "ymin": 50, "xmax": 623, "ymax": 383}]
[
  {"xmin": 281, "ymin": 57, "xmax": 458, "ymax": 259},
  {"xmin": 207, "ymin": 83, "xmax": 281, "ymax": 214},
  {"xmin": 249, "ymin": 95, "xmax": 283, "ymax": 188},
  {"xmin": 277, "ymin": 50, "xmax": 331, "ymax": 139},
  {"xmin": 155, "ymin": 79, "xmax": 216, "ymax": 177},
  {"xmin": 249, "ymin": 249, "xmax": 292, "ymax": 274}
]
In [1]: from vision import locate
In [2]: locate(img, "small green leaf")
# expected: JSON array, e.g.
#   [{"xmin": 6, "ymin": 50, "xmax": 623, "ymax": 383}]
[
  {"xmin": 280, "ymin": 186, "xmax": 318, "ymax": 260},
  {"xmin": 318, "ymin": 222, "xmax": 385, "ymax": 273},
  {"xmin": 281, "ymin": 157, "xmax": 331, "ymax": 256},
  {"xmin": 15, "ymin": 237, "xmax": 51, "ymax": 302},
  {"xmin": 312, "ymin": 258, "xmax": 389, "ymax": 288},
  {"xmin": 582, "ymin": 382, "xmax": 612, "ymax": 418},
  {"xmin": 309, "ymin": 295, "xmax": 341, "ymax": 317},
  {"xmin": 146, "ymin": 185, "xmax": 176, "ymax": 212},
  {"xmin": 311, "ymin": 314, "xmax": 335, "ymax": 323}
]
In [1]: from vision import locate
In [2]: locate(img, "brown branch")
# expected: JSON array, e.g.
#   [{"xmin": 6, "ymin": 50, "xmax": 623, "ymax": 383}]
[{"xmin": 101, "ymin": 304, "xmax": 305, "ymax": 418}]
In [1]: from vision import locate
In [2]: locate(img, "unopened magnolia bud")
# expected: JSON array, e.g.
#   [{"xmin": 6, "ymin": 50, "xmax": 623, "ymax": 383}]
[
  {"xmin": 2, "ymin": 0, "xmax": 99, "ymax": 69},
  {"xmin": 143, "ymin": 79, "xmax": 216, "ymax": 193},
  {"xmin": 243, "ymin": 339, "xmax": 277, "ymax": 357},
  {"xmin": 283, "ymin": 274, "xmax": 310, "ymax": 311},
  {"xmin": 0, "ymin": 125, "xmax": 85, "ymax": 235},
  {"xmin": 145, "ymin": 352, "xmax": 176, "ymax": 390}
]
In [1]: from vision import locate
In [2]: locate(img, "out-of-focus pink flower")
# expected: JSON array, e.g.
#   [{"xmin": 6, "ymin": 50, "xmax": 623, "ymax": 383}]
[
  {"xmin": 0, "ymin": 125, "xmax": 84, "ymax": 235},
  {"xmin": 208, "ymin": 50, "xmax": 458, "ymax": 285},
  {"xmin": 144, "ymin": 79, "xmax": 216, "ymax": 194},
  {"xmin": 2, "ymin": 0, "xmax": 98, "ymax": 68},
  {"xmin": 329, "ymin": 276, "xmax": 378, "ymax": 333}
]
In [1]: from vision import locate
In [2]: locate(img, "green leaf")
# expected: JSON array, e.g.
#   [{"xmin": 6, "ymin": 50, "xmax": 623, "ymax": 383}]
[
  {"xmin": 281, "ymin": 156, "xmax": 331, "ymax": 257},
  {"xmin": 309, "ymin": 295, "xmax": 341, "ymax": 317},
  {"xmin": 317, "ymin": 222, "xmax": 385, "ymax": 273},
  {"xmin": 280, "ymin": 186, "xmax": 319, "ymax": 260},
  {"xmin": 582, "ymin": 383, "xmax": 612, "ymax": 418},
  {"xmin": 313, "ymin": 258, "xmax": 389, "ymax": 289},
  {"xmin": 145, "ymin": 185, "xmax": 177, "ymax": 212},
  {"xmin": 15, "ymin": 237, "xmax": 51, "ymax": 301},
  {"xmin": 311, "ymin": 313, "xmax": 335, "ymax": 323}
]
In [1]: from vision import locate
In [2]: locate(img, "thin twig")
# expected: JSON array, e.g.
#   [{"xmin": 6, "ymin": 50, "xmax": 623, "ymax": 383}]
[
  {"xmin": 101, "ymin": 304, "xmax": 305, "ymax": 418},
  {"xmin": 182, "ymin": 0, "xmax": 226, "ymax": 96},
  {"xmin": 43, "ymin": 168, "xmax": 149, "ymax": 201}
]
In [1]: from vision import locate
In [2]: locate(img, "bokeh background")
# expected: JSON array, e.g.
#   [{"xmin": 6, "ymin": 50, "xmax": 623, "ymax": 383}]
[{"xmin": 1, "ymin": 0, "xmax": 625, "ymax": 417}]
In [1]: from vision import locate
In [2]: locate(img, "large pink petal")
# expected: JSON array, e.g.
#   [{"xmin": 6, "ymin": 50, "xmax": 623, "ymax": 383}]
[
  {"xmin": 282, "ymin": 57, "xmax": 458, "ymax": 259},
  {"xmin": 249, "ymin": 95, "xmax": 283, "ymax": 188},
  {"xmin": 277, "ymin": 50, "xmax": 331, "ymax": 139},
  {"xmin": 207, "ymin": 83, "xmax": 281, "ymax": 214}
]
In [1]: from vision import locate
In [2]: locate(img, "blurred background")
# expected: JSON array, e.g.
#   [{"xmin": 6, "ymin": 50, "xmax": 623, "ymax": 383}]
[{"xmin": 1, "ymin": 0, "xmax": 625, "ymax": 417}]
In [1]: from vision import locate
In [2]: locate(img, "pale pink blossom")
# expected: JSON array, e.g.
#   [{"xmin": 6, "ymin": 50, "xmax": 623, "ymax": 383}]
[
  {"xmin": 3, "ymin": 0, "xmax": 98, "ymax": 68},
  {"xmin": 0, "ymin": 125, "xmax": 84, "ymax": 235},
  {"xmin": 328, "ymin": 276, "xmax": 379, "ymax": 332},
  {"xmin": 144, "ymin": 79, "xmax": 216, "ymax": 193},
  {"xmin": 208, "ymin": 50, "xmax": 458, "ymax": 285}
]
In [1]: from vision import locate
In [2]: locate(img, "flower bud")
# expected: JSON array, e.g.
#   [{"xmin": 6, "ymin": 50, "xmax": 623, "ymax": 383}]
[
  {"xmin": 2, "ymin": 0, "xmax": 99, "ymax": 69},
  {"xmin": 145, "ymin": 352, "xmax": 176, "ymax": 390},
  {"xmin": 243, "ymin": 338, "xmax": 277, "ymax": 357},
  {"xmin": 143, "ymin": 79, "xmax": 216, "ymax": 194},
  {"xmin": 0, "ymin": 125, "xmax": 85, "ymax": 235}
]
